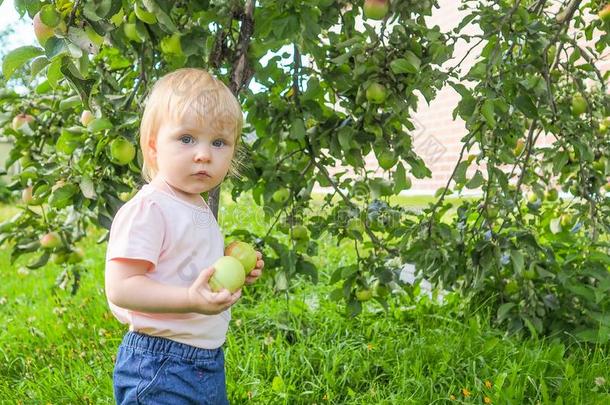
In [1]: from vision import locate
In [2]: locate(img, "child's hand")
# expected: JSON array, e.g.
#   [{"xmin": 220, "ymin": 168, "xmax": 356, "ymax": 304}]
[
  {"xmin": 245, "ymin": 251, "xmax": 264, "ymax": 285},
  {"xmin": 187, "ymin": 266, "xmax": 241, "ymax": 315}
]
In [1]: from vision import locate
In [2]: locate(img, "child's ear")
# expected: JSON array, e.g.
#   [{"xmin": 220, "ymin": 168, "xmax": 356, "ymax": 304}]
[{"xmin": 148, "ymin": 137, "xmax": 157, "ymax": 159}]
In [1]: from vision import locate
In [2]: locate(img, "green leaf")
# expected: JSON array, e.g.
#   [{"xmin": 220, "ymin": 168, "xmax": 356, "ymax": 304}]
[
  {"xmin": 456, "ymin": 95, "xmax": 476, "ymax": 119},
  {"xmin": 30, "ymin": 55, "xmax": 50, "ymax": 77},
  {"xmin": 552, "ymin": 151, "xmax": 569, "ymax": 174},
  {"xmin": 511, "ymin": 250, "xmax": 524, "ymax": 274},
  {"xmin": 59, "ymin": 95, "xmax": 83, "ymax": 111},
  {"xmin": 60, "ymin": 59, "xmax": 95, "ymax": 110},
  {"xmin": 290, "ymin": 118, "xmax": 306, "ymax": 140},
  {"xmin": 515, "ymin": 94, "xmax": 538, "ymax": 118},
  {"xmin": 390, "ymin": 53, "xmax": 420, "ymax": 74},
  {"xmin": 550, "ymin": 218, "xmax": 562, "ymax": 234},
  {"xmin": 454, "ymin": 161, "xmax": 470, "ymax": 185},
  {"xmin": 481, "ymin": 99, "xmax": 495, "ymax": 127},
  {"xmin": 465, "ymin": 170, "xmax": 484, "ymax": 189},
  {"xmin": 497, "ymin": 302, "xmax": 516, "ymax": 322},
  {"xmin": 49, "ymin": 184, "xmax": 79, "ymax": 209},
  {"xmin": 338, "ymin": 127, "xmax": 355, "ymax": 151},
  {"xmin": 83, "ymin": 0, "xmax": 113, "ymax": 21},
  {"xmin": 271, "ymin": 376, "xmax": 285, "ymax": 392},
  {"xmin": 2, "ymin": 46, "xmax": 44, "ymax": 80},
  {"xmin": 394, "ymin": 162, "xmax": 412, "ymax": 192},
  {"xmin": 143, "ymin": 0, "xmax": 177, "ymax": 32},
  {"xmin": 44, "ymin": 37, "xmax": 70, "ymax": 60},
  {"xmin": 404, "ymin": 50, "xmax": 421, "ymax": 72},
  {"xmin": 47, "ymin": 57, "xmax": 63, "ymax": 88},
  {"xmin": 27, "ymin": 251, "xmax": 51, "ymax": 270},
  {"xmin": 79, "ymin": 176, "xmax": 97, "ymax": 200},
  {"xmin": 56, "ymin": 130, "xmax": 81, "ymax": 154},
  {"xmin": 39, "ymin": 5, "xmax": 60, "ymax": 26}
]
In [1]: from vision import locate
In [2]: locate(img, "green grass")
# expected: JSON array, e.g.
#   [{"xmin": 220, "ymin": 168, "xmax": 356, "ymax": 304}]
[{"xmin": 1, "ymin": 194, "xmax": 609, "ymax": 404}]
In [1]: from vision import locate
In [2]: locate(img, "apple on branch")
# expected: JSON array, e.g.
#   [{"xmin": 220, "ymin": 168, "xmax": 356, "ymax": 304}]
[
  {"xmin": 81, "ymin": 110, "xmax": 94, "ymax": 127},
  {"xmin": 272, "ymin": 188, "xmax": 290, "ymax": 203},
  {"xmin": 571, "ymin": 94, "xmax": 587, "ymax": 116},
  {"xmin": 33, "ymin": 11, "xmax": 56, "ymax": 46},
  {"xmin": 366, "ymin": 82, "xmax": 387, "ymax": 104},
  {"xmin": 12, "ymin": 113, "xmax": 34, "ymax": 132},
  {"xmin": 21, "ymin": 186, "xmax": 33, "ymax": 204},
  {"xmin": 109, "ymin": 137, "xmax": 136, "ymax": 166},
  {"xmin": 363, "ymin": 0, "xmax": 390, "ymax": 20},
  {"xmin": 40, "ymin": 232, "xmax": 62, "ymax": 249}
]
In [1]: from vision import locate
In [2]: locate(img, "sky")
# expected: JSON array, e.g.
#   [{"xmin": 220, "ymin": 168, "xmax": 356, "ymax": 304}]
[{"xmin": 0, "ymin": 0, "xmax": 35, "ymax": 50}]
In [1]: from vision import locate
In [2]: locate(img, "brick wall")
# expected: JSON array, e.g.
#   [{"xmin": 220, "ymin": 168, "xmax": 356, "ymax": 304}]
[{"xmin": 393, "ymin": 0, "xmax": 610, "ymax": 195}]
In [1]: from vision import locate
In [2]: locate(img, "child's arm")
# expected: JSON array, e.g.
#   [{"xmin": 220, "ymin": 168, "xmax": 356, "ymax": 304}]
[{"xmin": 106, "ymin": 258, "xmax": 240, "ymax": 315}]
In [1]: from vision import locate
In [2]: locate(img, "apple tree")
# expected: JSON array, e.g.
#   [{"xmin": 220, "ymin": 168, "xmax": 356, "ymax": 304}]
[{"xmin": 1, "ymin": 0, "xmax": 610, "ymax": 342}]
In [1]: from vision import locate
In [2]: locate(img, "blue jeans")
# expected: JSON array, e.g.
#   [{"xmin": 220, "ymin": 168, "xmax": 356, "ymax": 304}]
[{"xmin": 113, "ymin": 331, "xmax": 229, "ymax": 405}]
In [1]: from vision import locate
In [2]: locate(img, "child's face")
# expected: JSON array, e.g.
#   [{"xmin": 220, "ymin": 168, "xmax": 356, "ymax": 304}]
[{"xmin": 151, "ymin": 112, "xmax": 236, "ymax": 202}]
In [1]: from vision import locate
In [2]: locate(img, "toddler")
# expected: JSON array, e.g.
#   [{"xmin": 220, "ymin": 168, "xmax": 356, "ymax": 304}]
[{"xmin": 105, "ymin": 68, "xmax": 263, "ymax": 404}]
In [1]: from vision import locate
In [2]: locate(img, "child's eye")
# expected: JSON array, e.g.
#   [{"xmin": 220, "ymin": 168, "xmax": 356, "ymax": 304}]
[
  {"xmin": 179, "ymin": 135, "xmax": 194, "ymax": 144},
  {"xmin": 212, "ymin": 139, "xmax": 226, "ymax": 148}
]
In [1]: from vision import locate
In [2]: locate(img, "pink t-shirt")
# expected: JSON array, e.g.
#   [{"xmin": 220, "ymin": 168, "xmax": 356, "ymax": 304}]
[{"xmin": 105, "ymin": 183, "xmax": 229, "ymax": 349}]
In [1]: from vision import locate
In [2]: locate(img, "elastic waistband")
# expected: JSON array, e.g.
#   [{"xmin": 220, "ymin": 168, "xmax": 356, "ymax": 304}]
[{"xmin": 121, "ymin": 331, "xmax": 221, "ymax": 362}]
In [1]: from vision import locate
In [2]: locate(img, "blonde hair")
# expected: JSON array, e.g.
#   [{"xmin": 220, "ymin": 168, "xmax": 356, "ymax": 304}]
[{"xmin": 139, "ymin": 68, "xmax": 244, "ymax": 182}]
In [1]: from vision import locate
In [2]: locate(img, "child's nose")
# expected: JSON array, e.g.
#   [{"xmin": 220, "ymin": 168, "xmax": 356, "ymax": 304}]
[{"xmin": 194, "ymin": 145, "xmax": 211, "ymax": 162}]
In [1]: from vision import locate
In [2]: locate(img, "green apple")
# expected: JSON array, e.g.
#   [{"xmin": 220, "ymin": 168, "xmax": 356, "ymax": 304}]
[
  {"xmin": 523, "ymin": 269, "xmax": 537, "ymax": 280},
  {"xmin": 372, "ymin": 280, "xmax": 389, "ymax": 297},
  {"xmin": 225, "ymin": 241, "xmax": 257, "ymax": 274},
  {"xmin": 366, "ymin": 82, "xmax": 387, "ymax": 104},
  {"xmin": 160, "ymin": 33, "xmax": 183, "ymax": 55},
  {"xmin": 504, "ymin": 280, "xmax": 519, "ymax": 295},
  {"xmin": 593, "ymin": 158, "xmax": 606, "ymax": 172},
  {"xmin": 513, "ymin": 139, "xmax": 525, "ymax": 156},
  {"xmin": 486, "ymin": 204, "xmax": 499, "ymax": 219},
  {"xmin": 51, "ymin": 252, "xmax": 68, "ymax": 265},
  {"xmin": 12, "ymin": 113, "xmax": 34, "ymax": 131},
  {"xmin": 21, "ymin": 187, "xmax": 33, "ymax": 204},
  {"xmin": 599, "ymin": 4, "xmax": 610, "ymax": 23},
  {"xmin": 527, "ymin": 191, "xmax": 539, "ymax": 204},
  {"xmin": 292, "ymin": 225, "xmax": 309, "ymax": 241},
  {"xmin": 272, "ymin": 188, "xmax": 290, "ymax": 203},
  {"xmin": 376, "ymin": 149, "xmax": 398, "ymax": 170},
  {"xmin": 571, "ymin": 94, "xmax": 587, "ymax": 116},
  {"xmin": 118, "ymin": 190, "xmax": 136, "ymax": 202},
  {"xmin": 363, "ymin": 0, "xmax": 389, "ymax": 20},
  {"xmin": 277, "ymin": 219, "xmax": 290, "ymax": 234},
  {"xmin": 110, "ymin": 137, "xmax": 136, "ymax": 166},
  {"xmin": 40, "ymin": 232, "xmax": 62, "ymax": 249},
  {"xmin": 80, "ymin": 110, "xmax": 94, "ymax": 127},
  {"xmin": 604, "ymin": 182, "xmax": 610, "ymax": 193},
  {"xmin": 347, "ymin": 218, "xmax": 363, "ymax": 233},
  {"xmin": 33, "ymin": 11, "xmax": 55, "ymax": 45},
  {"xmin": 209, "ymin": 256, "xmax": 245, "ymax": 293},
  {"xmin": 600, "ymin": 117, "xmax": 610, "ymax": 133},
  {"xmin": 356, "ymin": 288, "xmax": 373, "ymax": 301},
  {"xmin": 123, "ymin": 23, "xmax": 143, "ymax": 43},
  {"xmin": 67, "ymin": 247, "xmax": 85, "ymax": 264},
  {"xmin": 560, "ymin": 213, "xmax": 574, "ymax": 228},
  {"xmin": 545, "ymin": 188, "xmax": 559, "ymax": 202}
]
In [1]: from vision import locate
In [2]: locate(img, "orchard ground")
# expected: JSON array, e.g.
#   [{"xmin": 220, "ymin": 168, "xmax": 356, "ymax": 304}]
[{"xmin": 0, "ymin": 193, "xmax": 609, "ymax": 403}]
